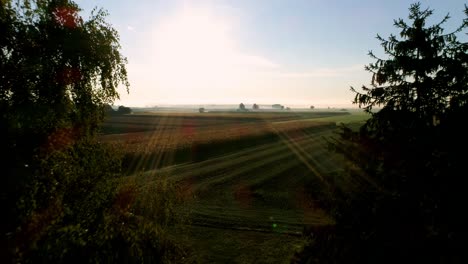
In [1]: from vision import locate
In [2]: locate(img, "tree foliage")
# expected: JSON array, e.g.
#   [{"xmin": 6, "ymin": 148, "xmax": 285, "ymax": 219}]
[
  {"xmin": 1, "ymin": 0, "xmax": 129, "ymax": 151},
  {"xmin": 11, "ymin": 140, "xmax": 187, "ymax": 262},
  {"xmin": 1, "ymin": 1, "xmax": 187, "ymax": 262},
  {"xmin": 354, "ymin": 3, "xmax": 468, "ymax": 130},
  {"xmin": 298, "ymin": 3, "xmax": 468, "ymax": 263},
  {"xmin": 1, "ymin": 0, "xmax": 128, "ymax": 227}
]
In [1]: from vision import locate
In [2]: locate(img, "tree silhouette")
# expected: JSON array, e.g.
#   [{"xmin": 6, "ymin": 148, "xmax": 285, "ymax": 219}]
[
  {"xmin": 253, "ymin": 103, "xmax": 259, "ymax": 110},
  {"xmin": 104, "ymin": 104, "xmax": 115, "ymax": 114},
  {"xmin": 272, "ymin": 103, "xmax": 283, "ymax": 109},
  {"xmin": 352, "ymin": 3, "xmax": 468, "ymax": 130},
  {"xmin": 1, "ymin": 1, "xmax": 186, "ymax": 262},
  {"xmin": 0, "ymin": 0, "xmax": 130, "ymax": 259},
  {"xmin": 239, "ymin": 102, "xmax": 246, "ymax": 110},
  {"xmin": 297, "ymin": 3, "xmax": 468, "ymax": 263},
  {"xmin": 117, "ymin": 105, "xmax": 132, "ymax": 114}
]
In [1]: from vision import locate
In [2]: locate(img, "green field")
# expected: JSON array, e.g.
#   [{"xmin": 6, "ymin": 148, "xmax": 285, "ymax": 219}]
[{"xmin": 100, "ymin": 110, "xmax": 368, "ymax": 263}]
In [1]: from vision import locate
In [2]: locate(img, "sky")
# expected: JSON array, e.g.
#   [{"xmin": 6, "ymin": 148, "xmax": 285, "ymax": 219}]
[{"xmin": 76, "ymin": 0, "xmax": 467, "ymax": 108}]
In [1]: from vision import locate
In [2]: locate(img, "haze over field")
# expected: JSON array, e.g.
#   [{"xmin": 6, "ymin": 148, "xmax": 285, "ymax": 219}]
[{"xmin": 76, "ymin": 0, "xmax": 467, "ymax": 108}]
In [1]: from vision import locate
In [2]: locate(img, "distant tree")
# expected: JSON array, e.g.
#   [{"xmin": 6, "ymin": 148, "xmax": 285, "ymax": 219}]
[
  {"xmin": 252, "ymin": 103, "xmax": 259, "ymax": 110},
  {"xmin": 199, "ymin": 107, "xmax": 205, "ymax": 113},
  {"xmin": 281, "ymin": 105, "xmax": 285, "ymax": 110},
  {"xmin": 286, "ymin": 107, "xmax": 291, "ymax": 110},
  {"xmin": 272, "ymin": 104, "xmax": 283, "ymax": 109},
  {"xmin": 298, "ymin": 3, "xmax": 468, "ymax": 263},
  {"xmin": 239, "ymin": 103, "xmax": 246, "ymax": 110},
  {"xmin": 104, "ymin": 104, "xmax": 115, "ymax": 114},
  {"xmin": 117, "ymin": 105, "xmax": 132, "ymax": 114},
  {"xmin": 310, "ymin": 105, "xmax": 315, "ymax": 110}
]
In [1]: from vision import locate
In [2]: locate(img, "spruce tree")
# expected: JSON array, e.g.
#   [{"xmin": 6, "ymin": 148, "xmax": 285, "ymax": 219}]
[{"xmin": 298, "ymin": 3, "xmax": 468, "ymax": 263}]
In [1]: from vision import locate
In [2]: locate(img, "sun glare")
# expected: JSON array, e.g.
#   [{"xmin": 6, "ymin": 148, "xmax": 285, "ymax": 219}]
[{"xmin": 151, "ymin": 6, "xmax": 239, "ymax": 92}]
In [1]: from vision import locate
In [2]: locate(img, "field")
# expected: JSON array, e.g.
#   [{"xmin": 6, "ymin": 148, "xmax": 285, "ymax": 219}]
[{"xmin": 100, "ymin": 110, "xmax": 368, "ymax": 263}]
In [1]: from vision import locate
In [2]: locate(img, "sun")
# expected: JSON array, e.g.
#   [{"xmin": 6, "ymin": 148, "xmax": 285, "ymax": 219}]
[{"xmin": 151, "ymin": 6, "xmax": 238, "ymax": 92}]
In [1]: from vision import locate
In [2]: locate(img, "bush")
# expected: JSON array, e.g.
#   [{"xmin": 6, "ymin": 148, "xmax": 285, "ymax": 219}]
[{"xmin": 10, "ymin": 139, "xmax": 188, "ymax": 263}]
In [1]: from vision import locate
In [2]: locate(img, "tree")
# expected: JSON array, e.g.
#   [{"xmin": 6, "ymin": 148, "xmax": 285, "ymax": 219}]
[
  {"xmin": 104, "ymin": 104, "xmax": 115, "ymax": 114},
  {"xmin": 272, "ymin": 103, "xmax": 283, "ymax": 109},
  {"xmin": 298, "ymin": 3, "xmax": 468, "ymax": 263},
  {"xmin": 1, "ymin": 0, "xmax": 126, "ymax": 257},
  {"xmin": 1, "ymin": 0, "xmax": 129, "ymax": 143},
  {"xmin": 252, "ymin": 103, "xmax": 259, "ymax": 110},
  {"xmin": 310, "ymin": 105, "xmax": 314, "ymax": 110},
  {"xmin": 1, "ymin": 1, "xmax": 186, "ymax": 262},
  {"xmin": 239, "ymin": 102, "xmax": 246, "ymax": 110},
  {"xmin": 352, "ymin": 3, "xmax": 468, "ymax": 130},
  {"xmin": 2, "ymin": 0, "xmax": 127, "ymax": 226},
  {"xmin": 117, "ymin": 105, "xmax": 132, "ymax": 114},
  {"xmin": 199, "ymin": 107, "xmax": 205, "ymax": 113}
]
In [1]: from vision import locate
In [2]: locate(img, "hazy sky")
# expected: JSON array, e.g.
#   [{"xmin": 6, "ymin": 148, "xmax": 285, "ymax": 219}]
[{"xmin": 76, "ymin": 0, "xmax": 467, "ymax": 107}]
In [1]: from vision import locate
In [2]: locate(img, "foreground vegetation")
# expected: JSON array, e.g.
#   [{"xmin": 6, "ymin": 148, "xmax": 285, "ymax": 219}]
[
  {"xmin": 2, "ymin": 1, "xmax": 186, "ymax": 262},
  {"xmin": 295, "ymin": 3, "xmax": 468, "ymax": 263}
]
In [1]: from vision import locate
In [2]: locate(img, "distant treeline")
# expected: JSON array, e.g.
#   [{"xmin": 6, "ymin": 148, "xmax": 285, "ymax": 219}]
[{"xmin": 105, "ymin": 104, "xmax": 132, "ymax": 115}]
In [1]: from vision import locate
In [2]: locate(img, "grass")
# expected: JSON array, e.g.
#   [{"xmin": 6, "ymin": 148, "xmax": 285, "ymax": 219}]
[
  {"xmin": 175, "ymin": 225, "xmax": 306, "ymax": 263},
  {"xmin": 273, "ymin": 110, "xmax": 369, "ymax": 125},
  {"xmin": 100, "ymin": 110, "xmax": 365, "ymax": 263}
]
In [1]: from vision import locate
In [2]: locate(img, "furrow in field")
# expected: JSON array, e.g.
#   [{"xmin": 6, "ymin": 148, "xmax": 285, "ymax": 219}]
[
  {"xmin": 191, "ymin": 145, "xmax": 304, "ymax": 190},
  {"xmin": 140, "ymin": 129, "xmax": 331, "ymax": 183},
  {"xmin": 249, "ymin": 136, "xmax": 340, "ymax": 190},
  {"xmin": 183, "ymin": 136, "xmax": 336, "ymax": 232},
  {"xmin": 135, "ymin": 129, "xmax": 335, "ymax": 201},
  {"xmin": 191, "ymin": 131, "xmax": 335, "ymax": 192},
  {"xmin": 186, "ymin": 203, "xmax": 332, "ymax": 234},
  {"xmin": 132, "ymin": 127, "xmax": 338, "ymax": 234}
]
